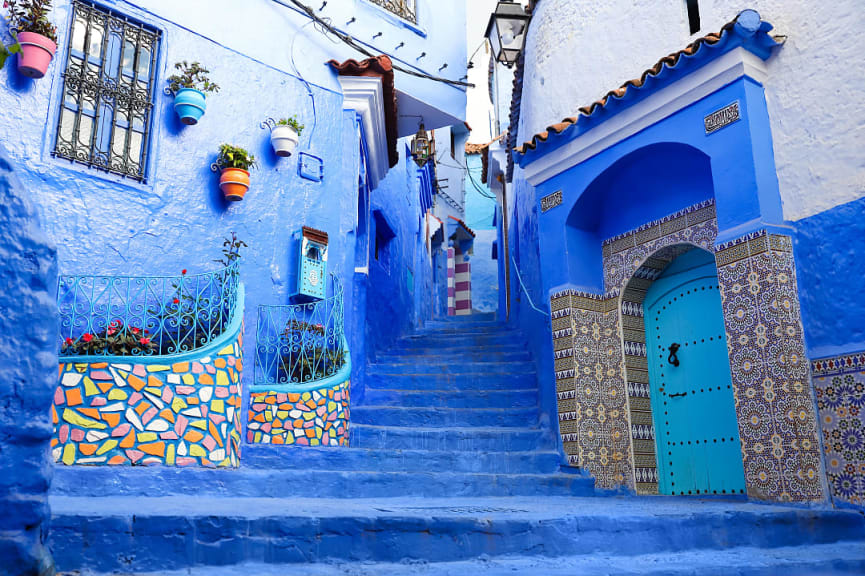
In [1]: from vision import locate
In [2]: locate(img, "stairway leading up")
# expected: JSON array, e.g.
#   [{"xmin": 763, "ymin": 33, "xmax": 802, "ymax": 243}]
[{"xmin": 50, "ymin": 318, "xmax": 865, "ymax": 575}]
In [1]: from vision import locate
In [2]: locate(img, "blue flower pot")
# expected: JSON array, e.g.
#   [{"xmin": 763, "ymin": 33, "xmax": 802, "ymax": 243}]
[{"xmin": 173, "ymin": 88, "xmax": 207, "ymax": 125}]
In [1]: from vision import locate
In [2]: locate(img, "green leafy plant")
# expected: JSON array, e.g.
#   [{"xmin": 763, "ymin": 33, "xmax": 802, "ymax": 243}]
[
  {"xmin": 279, "ymin": 346, "xmax": 344, "ymax": 383},
  {"xmin": 217, "ymin": 143, "xmax": 257, "ymax": 171},
  {"xmin": 167, "ymin": 60, "xmax": 220, "ymax": 94},
  {"xmin": 277, "ymin": 116, "xmax": 305, "ymax": 135},
  {"xmin": 1, "ymin": 0, "xmax": 57, "ymax": 69}
]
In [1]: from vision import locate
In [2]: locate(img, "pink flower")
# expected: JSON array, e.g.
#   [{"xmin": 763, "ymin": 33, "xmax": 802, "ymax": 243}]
[
  {"xmin": 82, "ymin": 333, "xmax": 93, "ymax": 343},
  {"xmin": 139, "ymin": 337, "xmax": 151, "ymax": 346},
  {"xmin": 132, "ymin": 327, "xmax": 140, "ymax": 335},
  {"xmin": 107, "ymin": 327, "xmax": 116, "ymax": 336}
]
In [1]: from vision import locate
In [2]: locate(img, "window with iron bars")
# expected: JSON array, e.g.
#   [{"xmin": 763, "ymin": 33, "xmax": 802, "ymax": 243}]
[
  {"xmin": 366, "ymin": 0, "xmax": 417, "ymax": 24},
  {"xmin": 54, "ymin": 0, "xmax": 161, "ymax": 182}
]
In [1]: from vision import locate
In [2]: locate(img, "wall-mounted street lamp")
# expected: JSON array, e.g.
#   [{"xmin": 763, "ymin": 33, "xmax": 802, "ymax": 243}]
[
  {"xmin": 410, "ymin": 123, "xmax": 434, "ymax": 167},
  {"xmin": 484, "ymin": 0, "xmax": 530, "ymax": 67}
]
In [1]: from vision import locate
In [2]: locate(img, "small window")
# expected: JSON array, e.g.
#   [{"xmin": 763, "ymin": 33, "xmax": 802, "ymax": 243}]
[
  {"xmin": 54, "ymin": 0, "xmax": 161, "ymax": 182},
  {"xmin": 686, "ymin": 0, "xmax": 701, "ymax": 35},
  {"xmin": 366, "ymin": 0, "xmax": 417, "ymax": 24}
]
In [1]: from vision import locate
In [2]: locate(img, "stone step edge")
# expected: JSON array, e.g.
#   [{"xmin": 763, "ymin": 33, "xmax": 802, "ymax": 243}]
[{"xmin": 75, "ymin": 542, "xmax": 865, "ymax": 576}]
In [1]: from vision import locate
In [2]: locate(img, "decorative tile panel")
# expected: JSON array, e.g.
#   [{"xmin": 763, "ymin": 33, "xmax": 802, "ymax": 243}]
[
  {"xmin": 716, "ymin": 231, "xmax": 825, "ymax": 502},
  {"xmin": 51, "ymin": 332, "xmax": 244, "ymax": 467},
  {"xmin": 247, "ymin": 380, "xmax": 350, "ymax": 447},
  {"xmin": 811, "ymin": 351, "xmax": 865, "ymax": 507},
  {"xmin": 550, "ymin": 199, "xmax": 824, "ymax": 503}
]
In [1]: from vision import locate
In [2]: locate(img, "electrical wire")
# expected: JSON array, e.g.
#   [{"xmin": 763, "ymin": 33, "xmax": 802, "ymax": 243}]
[
  {"xmin": 290, "ymin": 19, "xmax": 319, "ymax": 148},
  {"xmin": 274, "ymin": 0, "xmax": 475, "ymax": 88}
]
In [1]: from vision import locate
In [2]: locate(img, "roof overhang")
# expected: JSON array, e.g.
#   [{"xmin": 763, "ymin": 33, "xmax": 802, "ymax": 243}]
[
  {"xmin": 337, "ymin": 75, "xmax": 391, "ymax": 191},
  {"xmin": 396, "ymin": 90, "xmax": 465, "ymax": 137}
]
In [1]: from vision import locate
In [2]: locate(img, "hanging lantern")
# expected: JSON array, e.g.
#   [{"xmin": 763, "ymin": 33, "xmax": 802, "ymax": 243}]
[
  {"xmin": 411, "ymin": 123, "xmax": 433, "ymax": 167},
  {"xmin": 485, "ymin": 0, "xmax": 530, "ymax": 67}
]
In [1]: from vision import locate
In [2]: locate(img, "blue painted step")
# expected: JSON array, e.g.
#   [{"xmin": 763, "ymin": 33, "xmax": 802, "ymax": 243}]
[
  {"xmin": 350, "ymin": 424, "xmax": 554, "ymax": 451},
  {"xmin": 50, "ymin": 468, "xmax": 593, "ymax": 500},
  {"xmin": 363, "ymin": 388, "xmax": 538, "ymax": 408},
  {"xmin": 49, "ymin": 495, "xmax": 865, "ymax": 573},
  {"xmin": 380, "ymin": 344, "xmax": 531, "ymax": 357},
  {"xmin": 398, "ymin": 334, "xmax": 525, "ymax": 347},
  {"xmin": 375, "ymin": 349, "xmax": 533, "ymax": 362},
  {"xmin": 366, "ymin": 360, "xmax": 535, "ymax": 375},
  {"xmin": 365, "ymin": 371, "xmax": 538, "ymax": 391},
  {"xmin": 351, "ymin": 405, "xmax": 538, "ymax": 427},
  {"xmin": 70, "ymin": 542, "xmax": 865, "ymax": 576}
]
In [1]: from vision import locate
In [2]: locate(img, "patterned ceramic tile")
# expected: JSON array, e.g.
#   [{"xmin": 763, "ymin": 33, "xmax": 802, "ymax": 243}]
[
  {"xmin": 811, "ymin": 352, "xmax": 865, "ymax": 507},
  {"xmin": 550, "ymin": 199, "xmax": 825, "ymax": 503}
]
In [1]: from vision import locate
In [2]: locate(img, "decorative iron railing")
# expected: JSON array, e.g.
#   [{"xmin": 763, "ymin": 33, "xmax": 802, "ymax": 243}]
[
  {"xmin": 254, "ymin": 275, "xmax": 346, "ymax": 385},
  {"xmin": 57, "ymin": 262, "xmax": 241, "ymax": 358},
  {"xmin": 367, "ymin": 0, "xmax": 416, "ymax": 23}
]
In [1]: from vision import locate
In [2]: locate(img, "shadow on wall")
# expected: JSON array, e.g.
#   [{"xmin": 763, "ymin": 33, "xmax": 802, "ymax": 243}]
[
  {"xmin": 0, "ymin": 148, "xmax": 58, "ymax": 575},
  {"xmin": 565, "ymin": 142, "xmax": 714, "ymax": 292}
]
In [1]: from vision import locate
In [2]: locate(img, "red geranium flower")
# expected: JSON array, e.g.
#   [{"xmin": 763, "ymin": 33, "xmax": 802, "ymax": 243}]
[
  {"xmin": 82, "ymin": 333, "xmax": 93, "ymax": 343},
  {"xmin": 139, "ymin": 337, "xmax": 151, "ymax": 346},
  {"xmin": 181, "ymin": 269, "xmax": 187, "ymax": 275},
  {"xmin": 64, "ymin": 337, "xmax": 74, "ymax": 346},
  {"xmin": 173, "ymin": 298, "xmax": 180, "ymax": 304},
  {"xmin": 132, "ymin": 327, "xmax": 140, "ymax": 335}
]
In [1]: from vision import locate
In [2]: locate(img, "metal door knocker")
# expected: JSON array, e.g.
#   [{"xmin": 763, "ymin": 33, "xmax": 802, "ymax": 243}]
[{"xmin": 668, "ymin": 343, "xmax": 681, "ymax": 367}]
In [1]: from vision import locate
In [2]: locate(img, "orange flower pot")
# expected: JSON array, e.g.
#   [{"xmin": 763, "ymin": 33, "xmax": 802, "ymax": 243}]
[{"xmin": 219, "ymin": 168, "xmax": 250, "ymax": 201}]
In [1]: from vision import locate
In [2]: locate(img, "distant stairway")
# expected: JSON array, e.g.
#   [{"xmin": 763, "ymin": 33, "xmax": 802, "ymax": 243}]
[{"xmin": 50, "ymin": 318, "xmax": 865, "ymax": 574}]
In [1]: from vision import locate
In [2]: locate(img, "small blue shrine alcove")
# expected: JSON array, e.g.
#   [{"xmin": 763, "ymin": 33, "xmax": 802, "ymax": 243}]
[{"xmin": 293, "ymin": 226, "xmax": 329, "ymax": 301}]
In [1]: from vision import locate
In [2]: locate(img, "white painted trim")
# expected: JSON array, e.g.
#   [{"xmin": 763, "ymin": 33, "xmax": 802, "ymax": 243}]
[
  {"xmin": 338, "ymin": 76, "xmax": 390, "ymax": 190},
  {"xmin": 523, "ymin": 47, "xmax": 769, "ymax": 186}
]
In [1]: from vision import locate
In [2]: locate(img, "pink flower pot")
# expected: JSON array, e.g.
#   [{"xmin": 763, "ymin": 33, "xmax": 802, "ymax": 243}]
[{"xmin": 17, "ymin": 32, "xmax": 57, "ymax": 79}]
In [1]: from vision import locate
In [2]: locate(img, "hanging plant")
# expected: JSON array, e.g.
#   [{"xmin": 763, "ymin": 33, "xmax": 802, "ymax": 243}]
[
  {"xmin": 0, "ymin": 0, "xmax": 58, "ymax": 79},
  {"xmin": 270, "ymin": 116, "xmax": 305, "ymax": 157},
  {"xmin": 166, "ymin": 61, "xmax": 220, "ymax": 125},
  {"xmin": 216, "ymin": 143, "xmax": 257, "ymax": 202}
]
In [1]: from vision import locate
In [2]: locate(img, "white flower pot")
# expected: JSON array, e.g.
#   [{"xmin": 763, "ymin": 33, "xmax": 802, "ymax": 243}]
[{"xmin": 271, "ymin": 125, "xmax": 300, "ymax": 157}]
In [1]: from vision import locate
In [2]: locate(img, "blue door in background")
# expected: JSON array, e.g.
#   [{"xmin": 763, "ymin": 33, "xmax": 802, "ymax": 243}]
[{"xmin": 645, "ymin": 249, "xmax": 745, "ymax": 496}]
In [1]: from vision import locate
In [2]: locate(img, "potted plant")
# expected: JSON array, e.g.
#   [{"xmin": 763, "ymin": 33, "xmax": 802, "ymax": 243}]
[
  {"xmin": 0, "ymin": 0, "xmax": 58, "ymax": 79},
  {"xmin": 216, "ymin": 143, "xmax": 256, "ymax": 201},
  {"xmin": 270, "ymin": 116, "xmax": 304, "ymax": 157},
  {"xmin": 166, "ymin": 61, "xmax": 219, "ymax": 125}
]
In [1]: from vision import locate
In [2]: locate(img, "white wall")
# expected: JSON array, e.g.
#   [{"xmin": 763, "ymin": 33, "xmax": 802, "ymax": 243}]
[
  {"xmin": 465, "ymin": 0, "xmax": 500, "ymax": 144},
  {"xmin": 518, "ymin": 0, "xmax": 865, "ymax": 221}
]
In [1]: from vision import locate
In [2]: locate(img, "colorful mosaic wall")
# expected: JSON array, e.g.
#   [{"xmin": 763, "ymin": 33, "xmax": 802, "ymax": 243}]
[
  {"xmin": 51, "ymin": 333, "xmax": 243, "ymax": 467},
  {"xmin": 811, "ymin": 352, "xmax": 865, "ymax": 507},
  {"xmin": 550, "ymin": 200, "xmax": 825, "ymax": 502},
  {"xmin": 715, "ymin": 230, "xmax": 824, "ymax": 502},
  {"xmin": 248, "ymin": 380, "xmax": 350, "ymax": 446}
]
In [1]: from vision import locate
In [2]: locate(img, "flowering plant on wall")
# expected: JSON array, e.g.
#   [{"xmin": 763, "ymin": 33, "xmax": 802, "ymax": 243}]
[
  {"xmin": 216, "ymin": 144, "xmax": 257, "ymax": 201},
  {"xmin": 269, "ymin": 116, "xmax": 305, "ymax": 157},
  {"xmin": 61, "ymin": 320, "xmax": 156, "ymax": 356},
  {"xmin": 0, "ymin": 0, "xmax": 58, "ymax": 78}
]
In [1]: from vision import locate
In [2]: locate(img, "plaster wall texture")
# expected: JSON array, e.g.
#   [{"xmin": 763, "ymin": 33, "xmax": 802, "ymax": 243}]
[
  {"xmin": 518, "ymin": 0, "xmax": 865, "ymax": 222},
  {"xmin": 0, "ymin": 149, "xmax": 57, "ymax": 575}
]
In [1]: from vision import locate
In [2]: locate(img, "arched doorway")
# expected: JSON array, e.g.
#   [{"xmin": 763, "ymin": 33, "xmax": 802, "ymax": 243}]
[{"xmin": 643, "ymin": 248, "xmax": 745, "ymax": 495}]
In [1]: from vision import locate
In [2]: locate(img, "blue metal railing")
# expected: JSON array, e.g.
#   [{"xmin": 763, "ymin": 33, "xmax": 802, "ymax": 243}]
[
  {"xmin": 254, "ymin": 275, "xmax": 346, "ymax": 386},
  {"xmin": 57, "ymin": 262, "xmax": 241, "ymax": 358}
]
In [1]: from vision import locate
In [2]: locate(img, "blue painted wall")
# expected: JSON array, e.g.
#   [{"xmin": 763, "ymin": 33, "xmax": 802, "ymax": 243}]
[
  {"xmin": 0, "ymin": 0, "xmax": 457, "ymax": 438},
  {"xmin": 464, "ymin": 153, "xmax": 498, "ymax": 314},
  {"xmin": 793, "ymin": 194, "xmax": 865, "ymax": 359},
  {"xmin": 0, "ymin": 148, "xmax": 58, "ymax": 575}
]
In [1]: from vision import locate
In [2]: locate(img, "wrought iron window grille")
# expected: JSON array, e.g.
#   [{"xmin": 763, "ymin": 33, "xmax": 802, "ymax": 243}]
[
  {"xmin": 58, "ymin": 262, "xmax": 241, "ymax": 358},
  {"xmin": 254, "ymin": 275, "xmax": 347, "ymax": 385},
  {"xmin": 53, "ymin": 0, "xmax": 161, "ymax": 182},
  {"xmin": 366, "ymin": 0, "xmax": 417, "ymax": 24}
]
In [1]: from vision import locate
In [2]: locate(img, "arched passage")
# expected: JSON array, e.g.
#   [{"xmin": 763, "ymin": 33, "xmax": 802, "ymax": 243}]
[{"xmin": 620, "ymin": 243, "xmax": 745, "ymax": 495}]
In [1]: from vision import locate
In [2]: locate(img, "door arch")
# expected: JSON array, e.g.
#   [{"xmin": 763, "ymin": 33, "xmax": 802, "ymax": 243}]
[{"xmin": 644, "ymin": 248, "xmax": 745, "ymax": 495}]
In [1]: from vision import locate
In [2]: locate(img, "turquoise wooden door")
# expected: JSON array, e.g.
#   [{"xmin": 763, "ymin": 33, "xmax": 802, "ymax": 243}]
[{"xmin": 645, "ymin": 249, "xmax": 745, "ymax": 496}]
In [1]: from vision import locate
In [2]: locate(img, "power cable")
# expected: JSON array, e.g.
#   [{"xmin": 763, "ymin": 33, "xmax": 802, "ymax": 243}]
[{"xmin": 274, "ymin": 0, "xmax": 475, "ymax": 88}]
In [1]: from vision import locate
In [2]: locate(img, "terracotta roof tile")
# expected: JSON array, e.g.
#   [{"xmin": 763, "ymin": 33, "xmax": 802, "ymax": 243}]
[
  {"xmin": 448, "ymin": 215, "xmax": 476, "ymax": 238},
  {"xmin": 514, "ymin": 11, "xmax": 780, "ymax": 157},
  {"xmin": 328, "ymin": 55, "xmax": 399, "ymax": 168}
]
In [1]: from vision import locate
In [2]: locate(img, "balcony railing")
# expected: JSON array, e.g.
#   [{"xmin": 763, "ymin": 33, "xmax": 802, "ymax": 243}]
[
  {"xmin": 57, "ymin": 262, "xmax": 241, "ymax": 358},
  {"xmin": 254, "ymin": 275, "xmax": 346, "ymax": 386},
  {"xmin": 367, "ymin": 0, "xmax": 416, "ymax": 24}
]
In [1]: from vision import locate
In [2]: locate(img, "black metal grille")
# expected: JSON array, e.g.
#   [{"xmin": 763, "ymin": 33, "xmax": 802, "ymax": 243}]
[
  {"xmin": 54, "ymin": 1, "xmax": 160, "ymax": 182},
  {"xmin": 367, "ymin": 0, "xmax": 416, "ymax": 23}
]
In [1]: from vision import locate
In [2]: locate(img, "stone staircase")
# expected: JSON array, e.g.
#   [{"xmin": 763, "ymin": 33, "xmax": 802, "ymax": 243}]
[{"xmin": 49, "ymin": 318, "xmax": 865, "ymax": 574}]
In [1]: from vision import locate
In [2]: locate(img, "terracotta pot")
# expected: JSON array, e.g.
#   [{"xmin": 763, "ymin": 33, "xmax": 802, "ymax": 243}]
[
  {"xmin": 219, "ymin": 168, "xmax": 250, "ymax": 201},
  {"xmin": 17, "ymin": 31, "xmax": 57, "ymax": 79},
  {"xmin": 270, "ymin": 125, "xmax": 299, "ymax": 157}
]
